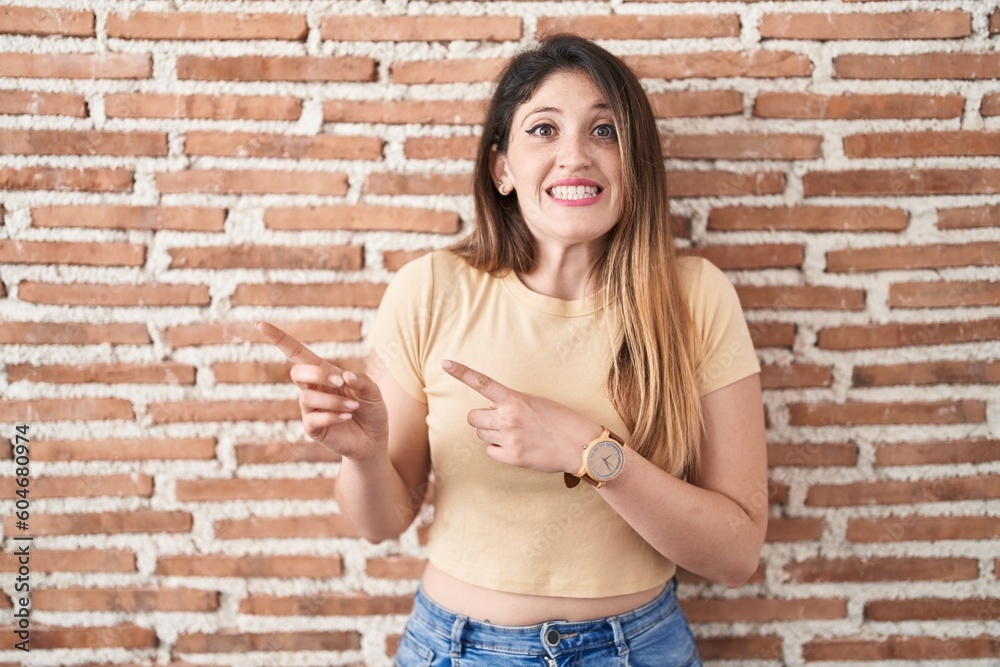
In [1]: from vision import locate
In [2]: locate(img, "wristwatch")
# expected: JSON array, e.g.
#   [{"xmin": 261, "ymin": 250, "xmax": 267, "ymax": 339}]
[{"xmin": 564, "ymin": 427, "xmax": 626, "ymax": 489}]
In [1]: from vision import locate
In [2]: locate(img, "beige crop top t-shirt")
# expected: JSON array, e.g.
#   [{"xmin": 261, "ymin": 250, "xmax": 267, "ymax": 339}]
[{"xmin": 369, "ymin": 250, "xmax": 760, "ymax": 598}]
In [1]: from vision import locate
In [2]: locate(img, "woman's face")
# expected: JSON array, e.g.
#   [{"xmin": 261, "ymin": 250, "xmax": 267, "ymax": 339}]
[{"xmin": 491, "ymin": 70, "xmax": 623, "ymax": 253}]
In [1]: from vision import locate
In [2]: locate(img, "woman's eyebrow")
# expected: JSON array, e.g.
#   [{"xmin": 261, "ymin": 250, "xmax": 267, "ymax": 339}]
[{"xmin": 521, "ymin": 102, "xmax": 611, "ymax": 126}]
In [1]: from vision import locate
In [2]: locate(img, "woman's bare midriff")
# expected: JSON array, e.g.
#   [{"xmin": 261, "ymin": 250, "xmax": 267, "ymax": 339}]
[{"xmin": 420, "ymin": 561, "xmax": 664, "ymax": 626}]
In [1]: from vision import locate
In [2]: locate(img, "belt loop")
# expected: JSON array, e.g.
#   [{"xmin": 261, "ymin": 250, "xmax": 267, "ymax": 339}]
[
  {"xmin": 610, "ymin": 617, "xmax": 629, "ymax": 658},
  {"xmin": 450, "ymin": 615, "xmax": 467, "ymax": 660}
]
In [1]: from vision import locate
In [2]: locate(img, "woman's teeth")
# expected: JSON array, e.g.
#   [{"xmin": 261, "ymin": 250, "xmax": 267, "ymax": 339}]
[{"xmin": 547, "ymin": 185, "xmax": 601, "ymax": 200}]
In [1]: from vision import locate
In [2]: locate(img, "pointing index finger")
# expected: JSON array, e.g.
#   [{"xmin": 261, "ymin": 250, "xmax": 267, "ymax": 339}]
[
  {"xmin": 442, "ymin": 359, "xmax": 512, "ymax": 403},
  {"xmin": 256, "ymin": 321, "xmax": 325, "ymax": 366}
]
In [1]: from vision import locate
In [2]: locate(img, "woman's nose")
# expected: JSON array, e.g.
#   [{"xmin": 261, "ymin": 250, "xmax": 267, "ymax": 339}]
[{"xmin": 557, "ymin": 133, "xmax": 593, "ymax": 169}]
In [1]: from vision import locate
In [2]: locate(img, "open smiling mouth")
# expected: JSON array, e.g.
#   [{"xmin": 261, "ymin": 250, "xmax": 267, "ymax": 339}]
[{"xmin": 546, "ymin": 185, "xmax": 604, "ymax": 201}]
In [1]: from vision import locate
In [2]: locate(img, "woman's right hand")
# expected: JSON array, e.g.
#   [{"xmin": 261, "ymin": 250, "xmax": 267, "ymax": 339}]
[{"xmin": 256, "ymin": 321, "xmax": 388, "ymax": 461}]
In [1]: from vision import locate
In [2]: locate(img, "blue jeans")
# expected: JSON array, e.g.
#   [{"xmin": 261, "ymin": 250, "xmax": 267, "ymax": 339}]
[{"xmin": 394, "ymin": 576, "xmax": 702, "ymax": 666}]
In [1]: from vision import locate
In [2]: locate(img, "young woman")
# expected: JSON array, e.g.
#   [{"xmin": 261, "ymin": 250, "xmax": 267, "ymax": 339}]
[{"xmin": 258, "ymin": 33, "xmax": 767, "ymax": 667}]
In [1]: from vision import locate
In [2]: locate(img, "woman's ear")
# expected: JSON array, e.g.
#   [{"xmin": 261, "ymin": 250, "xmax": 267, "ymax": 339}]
[{"xmin": 489, "ymin": 144, "xmax": 514, "ymax": 193}]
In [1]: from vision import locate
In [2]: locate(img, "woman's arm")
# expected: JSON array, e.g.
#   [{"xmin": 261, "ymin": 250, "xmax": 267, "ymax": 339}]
[
  {"xmin": 334, "ymin": 352, "xmax": 432, "ymax": 543},
  {"xmin": 596, "ymin": 373, "xmax": 768, "ymax": 587},
  {"xmin": 442, "ymin": 359, "xmax": 767, "ymax": 588}
]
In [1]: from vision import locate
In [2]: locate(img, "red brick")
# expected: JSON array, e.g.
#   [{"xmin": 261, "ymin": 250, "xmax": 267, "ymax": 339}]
[
  {"xmin": 321, "ymin": 15, "xmax": 519, "ymax": 41},
  {"xmin": 231, "ymin": 282, "xmax": 385, "ymax": 308},
  {"xmin": 366, "ymin": 556, "xmax": 427, "ymax": 580},
  {"xmin": 156, "ymin": 169, "xmax": 347, "ymax": 195},
  {"xmin": 855, "ymin": 361, "xmax": 1000, "ymax": 387},
  {"xmin": 992, "ymin": 8, "xmax": 1000, "ymax": 34},
  {"xmin": 108, "ymin": 11, "xmax": 307, "ymax": 40},
  {"xmin": 0, "ymin": 52, "xmax": 150, "ymax": 78},
  {"xmin": 866, "ymin": 598, "xmax": 1000, "ymax": 622},
  {"xmin": 697, "ymin": 636, "xmax": 783, "ymax": 661},
  {"xmin": 324, "ymin": 98, "xmax": 486, "ymax": 125},
  {"xmin": 175, "ymin": 477, "xmax": 335, "ymax": 501},
  {"xmin": 3, "ymin": 511, "xmax": 191, "ymax": 536},
  {"xmin": 384, "ymin": 249, "xmax": 432, "ymax": 271},
  {"xmin": 875, "ymin": 439, "xmax": 1000, "ymax": 466},
  {"xmin": 845, "ymin": 131, "xmax": 1000, "ymax": 157},
  {"xmin": 807, "ymin": 475, "xmax": 999, "ymax": 506},
  {"xmin": 835, "ymin": 53, "xmax": 1000, "ymax": 80},
  {"xmin": 747, "ymin": 321, "xmax": 796, "ymax": 348},
  {"xmin": 847, "ymin": 516, "xmax": 999, "ymax": 542},
  {"xmin": 760, "ymin": 363, "xmax": 832, "ymax": 388},
  {"xmin": 0, "ymin": 129, "xmax": 166, "ymax": 156},
  {"xmin": 765, "ymin": 518, "xmax": 824, "ymax": 542},
  {"xmin": 185, "ymin": 131, "xmax": 382, "ymax": 160},
  {"xmin": 215, "ymin": 515, "xmax": 360, "ymax": 539},
  {"xmin": 818, "ymin": 319, "xmax": 999, "ymax": 349},
  {"xmin": 241, "ymin": 593, "xmax": 412, "ymax": 615},
  {"xmin": 169, "ymin": 245, "xmax": 362, "ymax": 271},
  {"xmin": 390, "ymin": 57, "xmax": 506, "ymax": 84},
  {"xmin": 174, "ymin": 631, "xmax": 360, "ymax": 653},
  {"xmin": 890, "ymin": 280, "xmax": 1000, "ymax": 308},
  {"xmin": 709, "ymin": 206, "xmax": 907, "ymax": 231},
  {"xmin": 0, "ymin": 624, "xmax": 156, "ymax": 650},
  {"xmin": 107, "ymin": 92, "xmax": 301, "ymax": 120},
  {"xmin": 0, "ymin": 6, "xmax": 94, "ymax": 36},
  {"xmin": 937, "ymin": 205, "xmax": 1000, "ymax": 228},
  {"xmin": 7, "ymin": 473, "xmax": 151, "ymax": 501},
  {"xmin": 0, "ymin": 90, "xmax": 87, "ymax": 116},
  {"xmin": 0, "ymin": 398, "xmax": 133, "ymax": 422},
  {"xmin": 156, "ymin": 555, "xmax": 342, "ymax": 578},
  {"xmin": 650, "ymin": 90, "xmax": 744, "ymax": 117},
  {"xmin": 168, "ymin": 319, "xmax": 361, "ymax": 347},
  {"xmin": 0, "ymin": 549, "xmax": 135, "ymax": 573},
  {"xmin": 682, "ymin": 597, "xmax": 846, "ymax": 623},
  {"xmin": 365, "ymin": 173, "xmax": 471, "ymax": 196},
  {"xmin": 35, "ymin": 587, "xmax": 217, "ymax": 612},
  {"xmin": 769, "ymin": 481, "xmax": 789, "ymax": 505},
  {"xmin": 680, "ymin": 244, "xmax": 803, "ymax": 270},
  {"xmin": 149, "ymin": 400, "xmax": 299, "ymax": 424},
  {"xmin": 235, "ymin": 440, "xmax": 343, "ymax": 464},
  {"xmin": 625, "ymin": 51, "xmax": 813, "ymax": 78},
  {"xmin": 0, "ymin": 240, "xmax": 144, "ymax": 265},
  {"xmin": 983, "ymin": 93, "xmax": 1000, "ymax": 116},
  {"xmin": 671, "ymin": 171, "xmax": 786, "ymax": 197},
  {"xmin": 785, "ymin": 557, "xmax": 977, "ymax": 583},
  {"xmin": 790, "ymin": 400, "xmax": 985, "ymax": 426},
  {"xmin": 217, "ymin": 360, "xmax": 367, "ymax": 386},
  {"xmin": 404, "ymin": 135, "xmax": 475, "ymax": 160},
  {"xmin": 760, "ymin": 11, "xmax": 970, "ymax": 40},
  {"xmin": 828, "ymin": 242, "xmax": 999, "ymax": 272},
  {"xmin": 803, "ymin": 635, "xmax": 1000, "ymax": 661},
  {"xmin": 0, "ymin": 166, "xmax": 132, "ymax": 192},
  {"xmin": 663, "ymin": 134, "xmax": 821, "ymax": 160},
  {"xmin": 9, "ymin": 362, "xmax": 194, "ymax": 384},
  {"xmin": 18, "ymin": 281, "xmax": 209, "ymax": 306},
  {"xmin": 32, "ymin": 205, "xmax": 226, "ymax": 231},
  {"xmin": 804, "ymin": 169, "xmax": 1000, "ymax": 196},
  {"xmin": 265, "ymin": 204, "xmax": 459, "ymax": 233},
  {"xmin": 735, "ymin": 285, "xmax": 865, "ymax": 310},
  {"xmin": 32, "ymin": 438, "xmax": 215, "ymax": 461},
  {"xmin": 754, "ymin": 92, "xmax": 964, "ymax": 119},
  {"xmin": 178, "ymin": 55, "xmax": 376, "ymax": 82},
  {"xmin": 768, "ymin": 442, "xmax": 856, "ymax": 467},
  {"xmin": 0, "ymin": 321, "xmax": 149, "ymax": 345},
  {"xmin": 538, "ymin": 14, "xmax": 739, "ymax": 39}
]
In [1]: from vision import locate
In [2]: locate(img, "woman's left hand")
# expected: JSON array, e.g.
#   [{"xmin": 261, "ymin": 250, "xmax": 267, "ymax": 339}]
[{"xmin": 442, "ymin": 359, "xmax": 603, "ymax": 474}]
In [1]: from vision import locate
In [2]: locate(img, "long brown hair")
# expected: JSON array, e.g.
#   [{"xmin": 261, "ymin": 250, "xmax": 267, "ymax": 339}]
[{"xmin": 451, "ymin": 33, "xmax": 704, "ymax": 476}]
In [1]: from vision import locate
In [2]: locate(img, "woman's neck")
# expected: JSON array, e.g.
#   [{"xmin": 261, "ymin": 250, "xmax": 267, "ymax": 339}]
[{"xmin": 518, "ymin": 242, "xmax": 604, "ymax": 301}]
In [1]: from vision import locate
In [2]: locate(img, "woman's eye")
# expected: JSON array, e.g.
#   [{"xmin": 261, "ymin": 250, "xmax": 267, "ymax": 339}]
[
  {"xmin": 595, "ymin": 124, "xmax": 617, "ymax": 139},
  {"xmin": 527, "ymin": 123, "xmax": 554, "ymax": 137}
]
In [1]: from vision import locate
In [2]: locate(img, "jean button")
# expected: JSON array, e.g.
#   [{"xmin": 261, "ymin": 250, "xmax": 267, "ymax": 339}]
[{"xmin": 545, "ymin": 628, "xmax": 560, "ymax": 646}]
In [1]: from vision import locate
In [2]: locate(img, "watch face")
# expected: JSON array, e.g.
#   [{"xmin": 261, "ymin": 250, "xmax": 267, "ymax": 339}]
[{"xmin": 588, "ymin": 441, "xmax": 624, "ymax": 480}]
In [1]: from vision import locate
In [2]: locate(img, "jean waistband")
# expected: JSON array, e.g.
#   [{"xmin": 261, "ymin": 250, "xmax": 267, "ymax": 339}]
[{"xmin": 409, "ymin": 576, "xmax": 679, "ymax": 656}]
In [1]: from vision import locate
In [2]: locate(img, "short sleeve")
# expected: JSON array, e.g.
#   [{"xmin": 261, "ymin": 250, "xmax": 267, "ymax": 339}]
[
  {"xmin": 368, "ymin": 253, "xmax": 434, "ymax": 403},
  {"xmin": 686, "ymin": 258, "xmax": 761, "ymax": 396}
]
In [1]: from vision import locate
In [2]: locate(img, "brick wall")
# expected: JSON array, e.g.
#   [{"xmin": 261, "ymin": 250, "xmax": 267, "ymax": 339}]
[{"xmin": 0, "ymin": 1, "xmax": 997, "ymax": 665}]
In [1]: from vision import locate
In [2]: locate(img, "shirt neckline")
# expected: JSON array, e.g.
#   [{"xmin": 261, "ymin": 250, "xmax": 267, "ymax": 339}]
[{"xmin": 499, "ymin": 269, "xmax": 605, "ymax": 317}]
